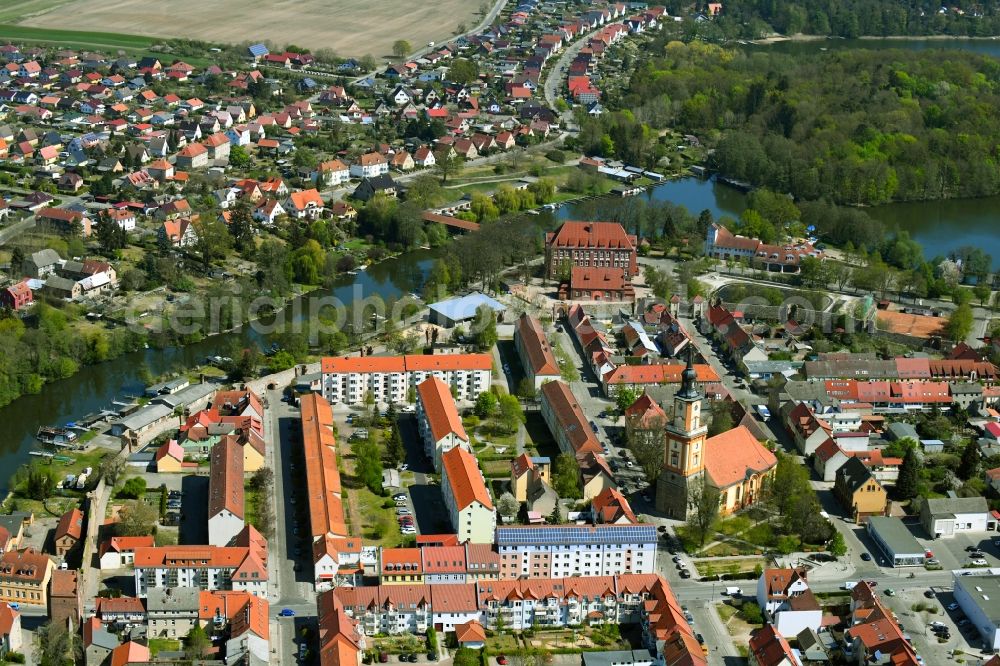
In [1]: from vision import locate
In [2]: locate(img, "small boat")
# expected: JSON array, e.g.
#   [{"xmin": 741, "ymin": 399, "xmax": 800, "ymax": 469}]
[{"xmin": 37, "ymin": 427, "xmax": 78, "ymax": 446}]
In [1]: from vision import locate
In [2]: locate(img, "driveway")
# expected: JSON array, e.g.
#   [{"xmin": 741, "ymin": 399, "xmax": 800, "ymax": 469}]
[{"xmin": 178, "ymin": 475, "xmax": 208, "ymax": 545}]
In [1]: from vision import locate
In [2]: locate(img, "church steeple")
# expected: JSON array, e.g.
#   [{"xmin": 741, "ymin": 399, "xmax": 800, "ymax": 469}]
[{"xmin": 677, "ymin": 344, "xmax": 700, "ymax": 400}]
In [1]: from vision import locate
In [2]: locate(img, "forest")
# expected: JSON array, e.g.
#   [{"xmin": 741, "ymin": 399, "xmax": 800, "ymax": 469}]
[
  {"xmin": 691, "ymin": 0, "xmax": 1000, "ymax": 39},
  {"xmin": 579, "ymin": 40, "xmax": 1000, "ymax": 205}
]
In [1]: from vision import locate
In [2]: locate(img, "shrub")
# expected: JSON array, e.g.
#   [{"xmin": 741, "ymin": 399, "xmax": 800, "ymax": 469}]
[
  {"xmin": 738, "ymin": 602, "xmax": 764, "ymax": 625},
  {"xmin": 546, "ymin": 149, "xmax": 566, "ymax": 163}
]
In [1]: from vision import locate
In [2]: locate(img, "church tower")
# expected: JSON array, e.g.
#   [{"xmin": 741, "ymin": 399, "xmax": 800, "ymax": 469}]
[{"xmin": 656, "ymin": 346, "xmax": 707, "ymax": 519}]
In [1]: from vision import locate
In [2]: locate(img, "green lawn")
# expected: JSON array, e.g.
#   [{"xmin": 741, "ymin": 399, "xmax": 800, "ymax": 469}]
[
  {"xmin": 0, "ymin": 24, "xmax": 158, "ymax": 50},
  {"xmin": 147, "ymin": 638, "xmax": 181, "ymax": 656}
]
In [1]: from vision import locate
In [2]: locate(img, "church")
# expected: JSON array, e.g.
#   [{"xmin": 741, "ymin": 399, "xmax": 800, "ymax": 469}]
[{"xmin": 654, "ymin": 351, "xmax": 778, "ymax": 520}]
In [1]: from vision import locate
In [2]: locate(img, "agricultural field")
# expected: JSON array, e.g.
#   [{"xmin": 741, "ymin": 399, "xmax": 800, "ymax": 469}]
[{"xmin": 19, "ymin": 0, "xmax": 483, "ymax": 56}]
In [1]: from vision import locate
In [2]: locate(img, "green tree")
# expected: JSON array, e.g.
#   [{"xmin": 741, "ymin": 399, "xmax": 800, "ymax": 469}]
[
  {"xmin": 8, "ymin": 246, "xmax": 24, "ymax": 279},
  {"xmin": 497, "ymin": 393, "xmax": 525, "ymax": 434},
  {"xmin": 473, "ymin": 304, "xmax": 497, "ymax": 350},
  {"xmin": 895, "ymin": 446, "xmax": 920, "ymax": 500},
  {"xmin": 184, "ymin": 624, "xmax": 211, "ymax": 660},
  {"xmin": 625, "ymin": 416, "xmax": 666, "ymax": 484},
  {"xmin": 959, "ymin": 439, "xmax": 982, "ymax": 481},
  {"xmin": 446, "ymin": 58, "xmax": 479, "ymax": 84},
  {"xmin": 686, "ymin": 475, "xmax": 720, "ymax": 547},
  {"xmin": 229, "ymin": 145, "xmax": 251, "ymax": 168},
  {"xmin": 974, "ymin": 284, "xmax": 992, "ymax": 307},
  {"xmin": 475, "ymin": 390, "xmax": 497, "ymax": 418},
  {"xmin": 552, "ymin": 453, "xmax": 582, "ymax": 499},
  {"xmin": 436, "ymin": 151, "xmax": 462, "ymax": 182},
  {"xmin": 116, "ymin": 476, "xmax": 147, "ymax": 499},
  {"xmin": 497, "ymin": 492, "xmax": 519, "ymax": 521},
  {"xmin": 37, "ymin": 620, "xmax": 81, "ymax": 666},
  {"xmin": 615, "ymin": 386, "xmax": 641, "ymax": 413},
  {"xmin": 386, "ymin": 423, "xmax": 405, "ymax": 467},
  {"xmin": 115, "ymin": 500, "xmax": 158, "ymax": 537},
  {"xmin": 23, "ymin": 466, "xmax": 55, "ymax": 500},
  {"xmin": 392, "ymin": 40, "xmax": 412, "ymax": 58},
  {"xmin": 94, "ymin": 214, "xmax": 128, "ymax": 252},
  {"xmin": 946, "ymin": 304, "xmax": 974, "ymax": 342},
  {"xmin": 191, "ymin": 216, "xmax": 232, "ymax": 267},
  {"xmin": 228, "ymin": 201, "xmax": 256, "ymax": 256},
  {"xmin": 829, "ymin": 531, "xmax": 847, "ymax": 557},
  {"xmin": 707, "ymin": 400, "xmax": 733, "ymax": 437}
]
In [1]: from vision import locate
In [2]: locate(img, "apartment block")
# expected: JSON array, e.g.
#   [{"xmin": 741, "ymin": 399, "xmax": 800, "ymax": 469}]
[
  {"xmin": 495, "ymin": 525, "xmax": 657, "ymax": 580},
  {"xmin": 417, "ymin": 376, "xmax": 470, "ymax": 472},
  {"xmin": 441, "ymin": 447, "xmax": 495, "ymax": 544},
  {"xmin": 321, "ymin": 354, "xmax": 492, "ymax": 405}
]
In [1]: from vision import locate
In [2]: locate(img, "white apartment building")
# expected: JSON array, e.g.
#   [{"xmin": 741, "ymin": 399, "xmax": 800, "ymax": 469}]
[
  {"xmin": 417, "ymin": 376, "xmax": 470, "ymax": 471},
  {"xmin": 133, "ymin": 546, "xmax": 268, "ymax": 599},
  {"xmin": 321, "ymin": 354, "xmax": 492, "ymax": 405},
  {"xmin": 441, "ymin": 447, "xmax": 496, "ymax": 544},
  {"xmin": 494, "ymin": 525, "xmax": 657, "ymax": 580}
]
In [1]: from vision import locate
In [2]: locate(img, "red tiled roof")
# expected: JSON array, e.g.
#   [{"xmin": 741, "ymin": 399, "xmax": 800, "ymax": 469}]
[
  {"xmin": 208, "ymin": 435, "xmax": 244, "ymax": 520},
  {"xmin": 418, "ymin": 377, "xmax": 468, "ymax": 443},
  {"xmin": 515, "ymin": 313, "xmax": 560, "ymax": 378},
  {"xmin": 442, "ymin": 447, "xmax": 493, "ymax": 511},
  {"xmin": 546, "ymin": 221, "xmax": 636, "ymax": 251},
  {"xmin": 704, "ymin": 426, "xmax": 777, "ymax": 489}
]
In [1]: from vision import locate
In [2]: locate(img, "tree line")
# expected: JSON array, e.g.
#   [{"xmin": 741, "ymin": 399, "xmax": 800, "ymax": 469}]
[{"xmin": 585, "ymin": 40, "xmax": 1000, "ymax": 206}]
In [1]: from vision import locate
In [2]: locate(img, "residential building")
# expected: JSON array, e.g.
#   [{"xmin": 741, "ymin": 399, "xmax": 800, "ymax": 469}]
[
  {"xmin": 350, "ymin": 152, "xmax": 389, "ymax": 178},
  {"xmin": 591, "ymin": 487, "xmax": 638, "ymax": 525},
  {"xmin": 286, "ymin": 188, "xmax": 325, "ymax": 220},
  {"xmin": 756, "ymin": 568, "xmax": 822, "ymax": 637},
  {"xmin": 154, "ymin": 439, "xmax": 184, "ymax": 472},
  {"xmin": 313, "ymin": 536, "xmax": 364, "ymax": 591},
  {"xmin": 582, "ymin": 651, "xmax": 654, "ymax": 666},
  {"xmin": 704, "ymin": 223, "xmax": 822, "ymax": 273},
  {"xmin": 748, "ymin": 625, "xmax": 800, "ymax": 666},
  {"xmin": 0, "ymin": 548, "xmax": 53, "ymax": 607},
  {"xmin": 84, "ymin": 616, "xmax": 118, "ymax": 666},
  {"xmin": 208, "ymin": 436, "xmax": 245, "ymax": 547},
  {"xmin": 22, "ymin": 248, "xmax": 61, "ymax": 278},
  {"xmin": 314, "ymin": 159, "xmax": 350, "ymax": 186},
  {"xmin": 321, "ymin": 354, "xmax": 492, "ymax": 405},
  {"xmin": 133, "ymin": 542, "xmax": 267, "ymax": 598},
  {"xmin": 109, "ymin": 642, "xmax": 150, "ymax": 666},
  {"xmin": 514, "ymin": 313, "xmax": 561, "ymax": 390},
  {"xmin": 539, "ymin": 380, "xmax": 602, "ymax": 459},
  {"xmin": 53, "ymin": 507, "xmax": 83, "ymax": 557},
  {"xmin": 158, "ymin": 217, "xmax": 198, "ymax": 248},
  {"xmin": 952, "ymin": 573, "xmax": 1000, "ymax": 652},
  {"xmin": 95, "ymin": 595, "xmax": 146, "ymax": 625},
  {"xmin": 0, "ymin": 603, "xmax": 21, "ymax": 659},
  {"xmin": 146, "ymin": 587, "xmax": 200, "ymax": 638},
  {"xmin": 845, "ymin": 582, "xmax": 918, "ymax": 665},
  {"xmin": 834, "ymin": 458, "xmax": 887, "ymax": 524},
  {"xmin": 455, "ymin": 620, "xmax": 487, "ymax": 649},
  {"xmin": 301, "ymin": 394, "xmax": 348, "ymax": 541},
  {"xmin": 866, "ymin": 516, "xmax": 926, "ymax": 567},
  {"xmin": 509, "ymin": 454, "xmax": 557, "ymax": 517},
  {"xmin": 380, "ymin": 548, "xmax": 424, "ymax": 585},
  {"xmin": 544, "ymin": 221, "xmax": 637, "ymax": 279},
  {"xmin": 175, "ymin": 142, "xmax": 208, "ymax": 169},
  {"xmin": 48, "ymin": 568, "xmax": 81, "ymax": 628},
  {"xmin": 417, "ymin": 376, "xmax": 470, "ymax": 472},
  {"xmin": 656, "ymin": 352, "xmax": 776, "ymax": 519},
  {"xmin": 316, "ymin": 591, "xmax": 365, "ymax": 666},
  {"xmin": 441, "ymin": 447, "xmax": 495, "ymax": 544},
  {"xmin": 225, "ymin": 594, "xmax": 270, "ymax": 664},
  {"xmin": 495, "ymin": 524, "xmax": 657, "ymax": 579},
  {"xmin": 0, "ymin": 282, "xmax": 32, "ymax": 311},
  {"xmin": 919, "ymin": 496, "xmax": 994, "ymax": 538}
]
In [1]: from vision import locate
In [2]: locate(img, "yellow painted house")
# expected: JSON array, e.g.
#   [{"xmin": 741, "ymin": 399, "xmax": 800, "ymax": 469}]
[{"xmin": 154, "ymin": 440, "xmax": 184, "ymax": 473}]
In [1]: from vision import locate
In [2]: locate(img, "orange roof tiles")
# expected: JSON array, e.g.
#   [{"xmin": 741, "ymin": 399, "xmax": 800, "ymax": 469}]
[
  {"xmin": 603, "ymin": 363, "xmax": 719, "ymax": 385},
  {"xmin": 418, "ymin": 377, "xmax": 468, "ymax": 443},
  {"xmin": 442, "ymin": 447, "xmax": 493, "ymax": 511},
  {"xmin": 208, "ymin": 435, "xmax": 245, "ymax": 520},
  {"xmin": 704, "ymin": 426, "xmax": 777, "ymax": 489},
  {"xmin": 55, "ymin": 507, "xmax": 84, "ymax": 542},
  {"xmin": 515, "ymin": 313, "xmax": 560, "ymax": 378},
  {"xmin": 540, "ymin": 380, "xmax": 602, "ymax": 455},
  {"xmin": 301, "ymin": 394, "xmax": 347, "ymax": 539},
  {"xmin": 546, "ymin": 221, "xmax": 636, "ymax": 250},
  {"xmin": 321, "ymin": 353, "xmax": 492, "ymax": 374}
]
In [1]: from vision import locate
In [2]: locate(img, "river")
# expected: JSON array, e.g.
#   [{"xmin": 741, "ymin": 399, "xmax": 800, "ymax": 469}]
[{"xmin": 0, "ymin": 249, "xmax": 436, "ymax": 495}]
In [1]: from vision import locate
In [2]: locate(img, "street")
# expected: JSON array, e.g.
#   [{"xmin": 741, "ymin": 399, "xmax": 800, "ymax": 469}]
[{"xmin": 266, "ymin": 387, "xmax": 319, "ymax": 663}]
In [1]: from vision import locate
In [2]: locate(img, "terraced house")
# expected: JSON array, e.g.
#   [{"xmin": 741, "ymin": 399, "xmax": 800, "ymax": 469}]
[{"xmin": 0, "ymin": 548, "xmax": 54, "ymax": 607}]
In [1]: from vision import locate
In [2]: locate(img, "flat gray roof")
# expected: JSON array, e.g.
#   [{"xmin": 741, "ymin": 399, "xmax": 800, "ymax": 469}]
[
  {"xmin": 867, "ymin": 516, "xmax": 925, "ymax": 557},
  {"xmin": 955, "ymin": 574, "xmax": 1000, "ymax": 624},
  {"xmin": 116, "ymin": 403, "xmax": 172, "ymax": 431},
  {"xmin": 582, "ymin": 650, "xmax": 654, "ymax": 666}
]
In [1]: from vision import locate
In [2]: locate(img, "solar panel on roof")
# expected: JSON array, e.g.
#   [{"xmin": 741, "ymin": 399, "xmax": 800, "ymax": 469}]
[{"xmin": 495, "ymin": 525, "xmax": 656, "ymax": 546}]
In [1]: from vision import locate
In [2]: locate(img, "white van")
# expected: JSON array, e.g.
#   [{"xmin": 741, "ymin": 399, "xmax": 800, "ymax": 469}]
[
  {"xmin": 842, "ymin": 581, "xmax": 858, "ymax": 590},
  {"xmin": 724, "ymin": 587, "xmax": 741, "ymax": 597}
]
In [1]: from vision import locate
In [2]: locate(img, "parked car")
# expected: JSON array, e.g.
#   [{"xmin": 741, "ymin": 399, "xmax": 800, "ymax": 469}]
[
  {"xmin": 497, "ymin": 657, "xmax": 508, "ymax": 665},
  {"xmin": 679, "ymin": 569, "xmax": 691, "ymax": 579},
  {"xmin": 860, "ymin": 552, "xmax": 872, "ymax": 561},
  {"xmin": 280, "ymin": 608, "xmax": 295, "ymax": 617},
  {"xmin": 393, "ymin": 494, "xmax": 407, "ymax": 501},
  {"xmin": 396, "ymin": 508, "xmax": 411, "ymax": 515},
  {"xmin": 923, "ymin": 590, "xmax": 935, "ymax": 599},
  {"xmin": 947, "ymin": 602, "xmax": 960, "ymax": 611}
]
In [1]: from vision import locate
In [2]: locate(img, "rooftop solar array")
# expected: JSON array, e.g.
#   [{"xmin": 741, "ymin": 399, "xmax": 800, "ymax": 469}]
[{"xmin": 495, "ymin": 524, "xmax": 657, "ymax": 546}]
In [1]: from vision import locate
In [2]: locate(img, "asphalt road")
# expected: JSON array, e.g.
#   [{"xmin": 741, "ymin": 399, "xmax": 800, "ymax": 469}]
[{"xmin": 266, "ymin": 388, "xmax": 319, "ymax": 662}]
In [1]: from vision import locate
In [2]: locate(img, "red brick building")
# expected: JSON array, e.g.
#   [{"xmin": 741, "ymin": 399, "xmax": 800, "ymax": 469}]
[
  {"xmin": 545, "ymin": 221, "xmax": 637, "ymax": 279},
  {"xmin": 558, "ymin": 266, "xmax": 635, "ymax": 301}
]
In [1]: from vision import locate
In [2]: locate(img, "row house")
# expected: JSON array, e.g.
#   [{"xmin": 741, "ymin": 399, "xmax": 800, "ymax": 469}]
[
  {"xmin": 321, "ymin": 354, "xmax": 492, "ymax": 405},
  {"xmin": 441, "ymin": 447, "xmax": 496, "ymax": 545},
  {"xmin": 132, "ymin": 528, "xmax": 268, "ymax": 598},
  {"xmin": 301, "ymin": 394, "xmax": 348, "ymax": 542}
]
